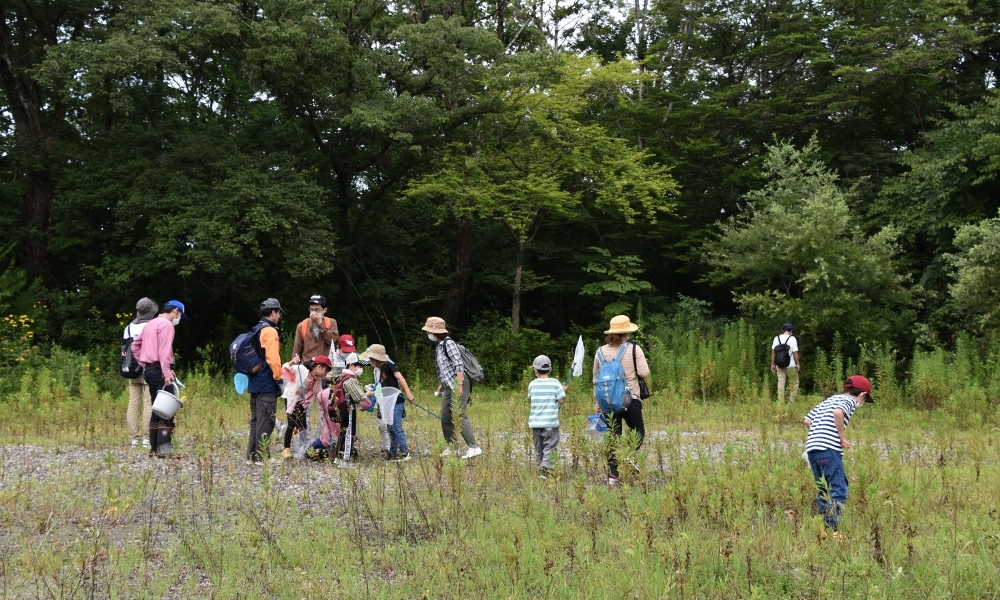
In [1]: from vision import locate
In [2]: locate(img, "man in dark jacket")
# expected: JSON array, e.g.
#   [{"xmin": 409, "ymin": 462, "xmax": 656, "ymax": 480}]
[{"xmin": 247, "ymin": 298, "xmax": 284, "ymax": 463}]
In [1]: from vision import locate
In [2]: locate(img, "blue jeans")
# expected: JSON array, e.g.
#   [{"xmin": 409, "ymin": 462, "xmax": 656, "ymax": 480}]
[
  {"xmin": 389, "ymin": 402, "xmax": 408, "ymax": 457},
  {"xmin": 807, "ymin": 449, "xmax": 848, "ymax": 529}
]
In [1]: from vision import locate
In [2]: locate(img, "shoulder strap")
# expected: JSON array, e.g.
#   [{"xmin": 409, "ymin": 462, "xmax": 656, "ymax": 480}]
[
  {"xmin": 613, "ymin": 345, "xmax": 628, "ymax": 363},
  {"xmin": 126, "ymin": 323, "xmax": 132, "ymax": 338},
  {"xmin": 632, "ymin": 341, "xmax": 637, "ymax": 370},
  {"xmin": 300, "ymin": 320, "xmax": 307, "ymax": 340},
  {"xmin": 596, "ymin": 347, "xmax": 608, "ymax": 365}
]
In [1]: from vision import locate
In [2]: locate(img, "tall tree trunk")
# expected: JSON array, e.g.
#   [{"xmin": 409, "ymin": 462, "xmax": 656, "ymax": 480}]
[
  {"xmin": 336, "ymin": 181, "xmax": 355, "ymax": 315},
  {"xmin": 442, "ymin": 214, "xmax": 473, "ymax": 326},
  {"xmin": 512, "ymin": 241, "xmax": 524, "ymax": 334},
  {"xmin": 496, "ymin": 0, "xmax": 506, "ymax": 43},
  {"xmin": 0, "ymin": 3, "xmax": 89, "ymax": 281},
  {"xmin": 22, "ymin": 170, "xmax": 54, "ymax": 277}
]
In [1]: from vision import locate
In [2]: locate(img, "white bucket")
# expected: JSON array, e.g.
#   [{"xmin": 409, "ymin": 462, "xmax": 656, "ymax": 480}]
[
  {"xmin": 377, "ymin": 386, "xmax": 401, "ymax": 426},
  {"xmin": 152, "ymin": 383, "xmax": 184, "ymax": 419}
]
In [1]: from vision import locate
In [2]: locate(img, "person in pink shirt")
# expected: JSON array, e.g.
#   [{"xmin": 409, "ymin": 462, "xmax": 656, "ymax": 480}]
[{"xmin": 132, "ymin": 300, "xmax": 187, "ymax": 457}]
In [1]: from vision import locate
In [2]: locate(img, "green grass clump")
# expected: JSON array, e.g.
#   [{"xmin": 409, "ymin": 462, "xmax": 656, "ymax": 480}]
[{"xmin": 1, "ymin": 369, "xmax": 1000, "ymax": 597}]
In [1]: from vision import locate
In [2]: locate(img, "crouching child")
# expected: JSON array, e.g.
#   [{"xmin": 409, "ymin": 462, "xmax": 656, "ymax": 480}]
[
  {"xmin": 803, "ymin": 375, "xmax": 872, "ymax": 535},
  {"xmin": 528, "ymin": 355, "xmax": 567, "ymax": 478},
  {"xmin": 281, "ymin": 355, "xmax": 332, "ymax": 459},
  {"xmin": 308, "ymin": 353, "xmax": 367, "ymax": 461}
]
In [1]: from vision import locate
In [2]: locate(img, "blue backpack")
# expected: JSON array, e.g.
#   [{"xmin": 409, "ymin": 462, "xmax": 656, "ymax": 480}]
[
  {"xmin": 229, "ymin": 321, "xmax": 270, "ymax": 375},
  {"xmin": 594, "ymin": 345, "xmax": 631, "ymax": 414}
]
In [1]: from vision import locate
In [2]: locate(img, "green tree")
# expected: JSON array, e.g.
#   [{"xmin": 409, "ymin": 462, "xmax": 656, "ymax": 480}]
[
  {"xmin": 0, "ymin": 0, "xmax": 112, "ymax": 278},
  {"xmin": 876, "ymin": 90, "xmax": 1000, "ymax": 332},
  {"xmin": 407, "ymin": 54, "xmax": 677, "ymax": 333},
  {"xmin": 704, "ymin": 137, "xmax": 915, "ymax": 347},
  {"xmin": 948, "ymin": 213, "xmax": 1000, "ymax": 331},
  {"xmin": 579, "ymin": 247, "xmax": 653, "ymax": 318}
]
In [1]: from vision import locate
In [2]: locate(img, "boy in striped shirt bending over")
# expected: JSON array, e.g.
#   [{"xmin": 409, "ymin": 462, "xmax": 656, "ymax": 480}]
[
  {"xmin": 528, "ymin": 355, "xmax": 568, "ymax": 478},
  {"xmin": 803, "ymin": 375, "xmax": 873, "ymax": 534}
]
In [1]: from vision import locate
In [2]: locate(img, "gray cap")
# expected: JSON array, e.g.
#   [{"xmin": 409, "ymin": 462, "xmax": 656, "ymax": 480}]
[
  {"xmin": 532, "ymin": 355, "xmax": 552, "ymax": 371},
  {"xmin": 261, "ymin": 298, "xmax": 284, "ymax": 314}
]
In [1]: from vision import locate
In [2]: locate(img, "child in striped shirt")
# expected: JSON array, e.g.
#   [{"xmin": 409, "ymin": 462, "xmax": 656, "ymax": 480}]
[
  {"xmin": 528, "ymin": 355, "xmax": 568, "ymax": 478},
  {"xmin": 803, "ymin": 375, "xmax": 873, "ymax": 534}
]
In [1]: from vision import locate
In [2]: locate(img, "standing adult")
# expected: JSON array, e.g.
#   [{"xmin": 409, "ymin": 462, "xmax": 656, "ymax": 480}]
[
  {"xmin": 131, "ymin": 300, "xmax": 187, "ymax": 457},
  {"xmin": 771, "ymin": 323, "xmax": 800, "ymax": 403},
  {"xmin": 422, "ymin": 317, "xmax": 482, "ymax": 459},
  {"xmin": 124, "ymin": 297, "xmax": 158, "ymax": 449},
  {"xmin": 803, "ymin": 375, "xmax": 872, "ymax": 535},
  {"xmin": 592, "ymin": 315, "xmax": 650, "ymax": 485},
  {"xmin": 247, "ymin": 298, "xmax": 284, "ymax": 463},
  {"xmin": 292, "ymin": 294, "xmax": 338, "ymax": 363}
]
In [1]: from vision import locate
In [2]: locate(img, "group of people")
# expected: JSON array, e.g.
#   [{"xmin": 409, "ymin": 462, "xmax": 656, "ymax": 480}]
[
  {"xmin": 121, "ymin": 296, "xmax": 484, "ymax": 465},
  {"xmin": 122, "ymin": 299, "xmax": 868, "ymax": 533}
]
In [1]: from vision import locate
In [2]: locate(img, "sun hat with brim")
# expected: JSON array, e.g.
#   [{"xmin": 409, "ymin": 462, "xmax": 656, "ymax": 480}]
[
  {"xmin": 605, "ymin": 315, "xmax": 639, "ymax": 335},
  {"xmin": 364, "ymin": 344, "xmax": 390, "ymax": 362},
  {"xmin": 844, "ymin": 375, "xmax": 874, "ymax": 403},
  {"xmin": 421, "ymin": 316, "xmax": 448, "ymax": 335}
]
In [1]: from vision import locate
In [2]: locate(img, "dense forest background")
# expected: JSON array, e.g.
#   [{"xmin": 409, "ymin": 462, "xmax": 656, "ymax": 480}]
[{"xmin": 2, "ymin": 0, "xmax": 1000, "ymax": 392}]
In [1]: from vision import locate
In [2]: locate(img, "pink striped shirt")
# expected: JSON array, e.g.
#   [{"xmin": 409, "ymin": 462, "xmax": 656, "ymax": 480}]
[{"xmin": 131, "ymin": 316, "xmax": 176, "ymax": 379}]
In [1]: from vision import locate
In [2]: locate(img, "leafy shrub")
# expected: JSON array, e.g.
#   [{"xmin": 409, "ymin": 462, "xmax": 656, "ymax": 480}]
[
  {"xmin": 910, "ymin": 349, "xmax": 949, "ymax": 410},
  {"xmin": 462, "ymin": 313, "xmax": 554, "ymax": 387}
]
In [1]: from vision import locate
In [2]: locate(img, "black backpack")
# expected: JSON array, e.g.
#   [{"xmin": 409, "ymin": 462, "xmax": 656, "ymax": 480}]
[
  {"xmin": 773, "ymin": 335, "xmax": 793, "ymax": 369},
  {"xmin": 230, "ymin": 321, "xmax": 271, "ymax": 375},
  {"xmin": 120, "ymin": 323, "xmax": 144, "ymax": 379}
]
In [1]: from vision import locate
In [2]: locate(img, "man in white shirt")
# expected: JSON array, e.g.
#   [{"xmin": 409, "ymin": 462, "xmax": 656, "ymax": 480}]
[{"xmin": 771, "ymin": 322, "xmax": 800, "ymax": 403}]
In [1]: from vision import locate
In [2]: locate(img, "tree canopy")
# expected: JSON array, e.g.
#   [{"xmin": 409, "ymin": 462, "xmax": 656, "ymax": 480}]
[{"xmin": 0, "ymin": 0, "xmax": 998, "ymax": 367}]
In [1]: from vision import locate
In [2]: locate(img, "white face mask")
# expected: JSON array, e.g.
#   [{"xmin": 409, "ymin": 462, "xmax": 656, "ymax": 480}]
[
  {"xmin": 172, "ymin": 316, "xmax": 181, "ymax": 326},
  {"xmin": 352, "ymin": 366, "xmax": 364, "ymax": 377},
  {"xmin": 427, "ymin": 333, "xmax": 437, "ymax": 341}
]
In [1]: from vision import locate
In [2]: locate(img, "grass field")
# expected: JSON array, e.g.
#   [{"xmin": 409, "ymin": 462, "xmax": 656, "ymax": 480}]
[{"xmin": 1, "ymin": 370, "xmax": 999, "ymax": 598}]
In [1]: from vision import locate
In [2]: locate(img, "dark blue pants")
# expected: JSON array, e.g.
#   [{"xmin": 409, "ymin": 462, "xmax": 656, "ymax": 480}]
[
  {"xmin": 807, "ymin": 449, "xmax": 848, "ymax": 529},
  {"xmin": 143, "ymin": 363, "xmax": 175, "ymax": 454},
  {"xmin": 389, "ymin": 401, "xmax": 408, "ymax": 457}
]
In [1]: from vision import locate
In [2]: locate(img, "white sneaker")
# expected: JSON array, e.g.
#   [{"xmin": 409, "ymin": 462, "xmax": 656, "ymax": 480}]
[
  {"xmin": 130, "ymin": 439, "xmax": 140, "ymax": 449},
  {"xmin": 142, "ymin": 439, "xmax": 151, "ymax": 449},
  {"xmin": 461, "ymin": 446, "xmax": 483, "ymax": 460},
  {"xmin": 440, "ymin": 448, "xmax": 453, "ymax": 457}
]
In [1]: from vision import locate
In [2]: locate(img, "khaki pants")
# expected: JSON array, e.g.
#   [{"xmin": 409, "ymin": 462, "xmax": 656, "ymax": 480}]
[
  {"xmin": 126, "ymin": 375, "xmax": 153, "ymax": 441},
  {"xmin": 777, "ymin": 366, "xmax": 799, "ymax": 403},
  {"xmin": 441, "ymin": 377, "xmax": 477, "ymax": 448}
]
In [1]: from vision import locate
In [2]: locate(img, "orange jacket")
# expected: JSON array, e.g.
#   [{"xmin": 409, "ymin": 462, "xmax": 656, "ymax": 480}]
[{"xmin": 260, "ymin": 325, "xmax": 282, "ymax": 381}]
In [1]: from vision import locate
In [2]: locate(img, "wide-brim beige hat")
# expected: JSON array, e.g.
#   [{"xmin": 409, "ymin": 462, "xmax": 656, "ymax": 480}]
[
  {"xmin": 421, "ymin": 316, "xmax": 449, "ymax": 334},
  {"xmin": 364, "ymin": 344, "xmax": 390, "ymax": 362},
  {"xmin": 605, "ymin": 315, "xmax": 639, "ymax": 334}
]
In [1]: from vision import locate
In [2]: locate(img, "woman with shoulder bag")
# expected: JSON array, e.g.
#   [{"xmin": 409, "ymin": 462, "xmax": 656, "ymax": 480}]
[{"xmin": 592, "ymin": 315, "xmax": 650, "ymax": 485}]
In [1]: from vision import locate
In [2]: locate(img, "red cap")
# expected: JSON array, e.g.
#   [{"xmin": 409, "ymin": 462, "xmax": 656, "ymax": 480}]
[
  {"xmin": 337, "ymin": 334, "xmax": 355, "ymax": 350},
  {"xmin": 310, "ymin": 355, "xmax": 333, "ymax": 369},
  {"xmin": 844, "ymin": 375, "xmax": 874, "ymax": 402}
]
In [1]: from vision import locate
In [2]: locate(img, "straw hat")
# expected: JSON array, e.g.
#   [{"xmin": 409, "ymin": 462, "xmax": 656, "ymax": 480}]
[
  {"xmin": 421, "ymin": 316, "xmax": 449, "ymax": 334},
  {"xmin": 605, "ymin": 315, "xmax": 639, "ymax": 334},
  {"xmin": 364, "ymin": 344, "xmax": 390, "ymax": 362}
]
